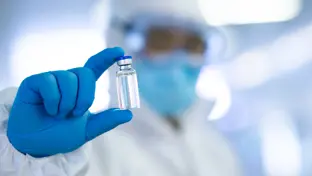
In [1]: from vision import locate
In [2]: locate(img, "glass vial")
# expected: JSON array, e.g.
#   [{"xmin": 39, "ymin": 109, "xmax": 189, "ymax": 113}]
[{"xmin": 116, "ymin": 56, "xmax": 140, "ymax": 109}]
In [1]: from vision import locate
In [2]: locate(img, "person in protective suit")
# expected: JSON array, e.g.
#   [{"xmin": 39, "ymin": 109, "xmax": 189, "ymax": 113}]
[{"xmin": 0, "ymin": 0, "xmax": 242, "ymax": 175}]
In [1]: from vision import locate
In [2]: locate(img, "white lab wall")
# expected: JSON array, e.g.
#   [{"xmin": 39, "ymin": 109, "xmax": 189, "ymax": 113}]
[{"xmin": 0, "ymin": 0, "xmax": 110, "ymax": 111}]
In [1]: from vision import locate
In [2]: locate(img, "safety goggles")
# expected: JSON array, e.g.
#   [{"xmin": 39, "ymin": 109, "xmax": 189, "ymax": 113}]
[
  {"xmin": 144, "ymin": 26, "xmax": 206, "ymax": 56},
  {"xmin": 119, "ymin": 13, "xmax": 211, "ymax": 63}
]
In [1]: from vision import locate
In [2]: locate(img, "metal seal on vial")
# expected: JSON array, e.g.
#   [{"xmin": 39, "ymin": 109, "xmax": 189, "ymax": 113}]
[{"xmin": 115, "ymin": 56, "xmax": 140, "ymax": 109}]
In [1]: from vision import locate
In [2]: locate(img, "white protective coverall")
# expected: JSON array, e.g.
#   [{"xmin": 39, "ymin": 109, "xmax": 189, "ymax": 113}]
[{"xmin": 0, "ymin": 87, "xmax": 241, "ymax": 176}]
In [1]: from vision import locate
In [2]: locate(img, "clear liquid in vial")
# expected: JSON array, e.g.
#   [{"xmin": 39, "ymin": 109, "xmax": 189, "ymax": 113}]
[{"xmin": 116, "ymin": 65, "xmax": 140, "ymax": 109}]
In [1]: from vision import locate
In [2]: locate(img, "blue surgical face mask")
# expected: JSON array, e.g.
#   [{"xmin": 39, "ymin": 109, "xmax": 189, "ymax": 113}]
[{"xmin": 134, "ymin": 51, "xmax": 202, "ymax": 117}]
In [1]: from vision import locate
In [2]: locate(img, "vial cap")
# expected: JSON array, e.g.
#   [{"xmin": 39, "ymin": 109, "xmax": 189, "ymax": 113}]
[
  {"xmin": 115, "ymin": 55, "xmax": 132, "ymax": 61},
  {"xmin": 116, "ymin": 56, "xmax": 132, "ymax": 66}
]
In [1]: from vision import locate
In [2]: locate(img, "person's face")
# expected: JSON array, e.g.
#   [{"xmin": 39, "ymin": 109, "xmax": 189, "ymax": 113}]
[{"xmin": 132, "ymin": 25, "xmax": 207, "ymax": 116}]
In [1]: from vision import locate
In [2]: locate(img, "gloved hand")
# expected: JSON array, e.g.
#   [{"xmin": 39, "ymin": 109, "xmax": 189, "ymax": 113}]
[{"xmin": 7, "ymin": 47, "xmax": 132, "ymax": 158}]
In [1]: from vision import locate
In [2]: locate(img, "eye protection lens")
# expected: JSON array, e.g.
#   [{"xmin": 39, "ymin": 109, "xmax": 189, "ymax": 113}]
[{"xmin": 144, "ymin": 26, "xmax": 206, "ymax": 56}]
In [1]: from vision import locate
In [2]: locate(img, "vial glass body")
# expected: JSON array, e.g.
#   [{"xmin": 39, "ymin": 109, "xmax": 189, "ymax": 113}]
[{"xmin": 116, "ymin": 66, "xmax": 140, "ymax": 109}]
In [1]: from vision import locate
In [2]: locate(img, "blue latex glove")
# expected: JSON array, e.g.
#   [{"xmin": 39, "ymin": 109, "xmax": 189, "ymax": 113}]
[{"xmin": 7, "ymin": 47, "xmax": 132, "ymax": 158}]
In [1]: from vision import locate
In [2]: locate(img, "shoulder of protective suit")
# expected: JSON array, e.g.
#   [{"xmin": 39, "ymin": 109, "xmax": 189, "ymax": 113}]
[{"xmin": 0, "ymin": 87, "xmax": 90, "ymax": 176}]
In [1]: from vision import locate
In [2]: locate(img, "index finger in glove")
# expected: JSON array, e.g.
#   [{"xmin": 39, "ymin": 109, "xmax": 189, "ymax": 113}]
[{"xmin": 84, "ymin": 47, "xmax": 124, "ymax": 81}]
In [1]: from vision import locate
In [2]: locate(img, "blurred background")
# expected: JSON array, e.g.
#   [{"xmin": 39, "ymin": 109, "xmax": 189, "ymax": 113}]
[{"xmin": 1, "ymin": 0, "xmax": 312, "ymax": 175}]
